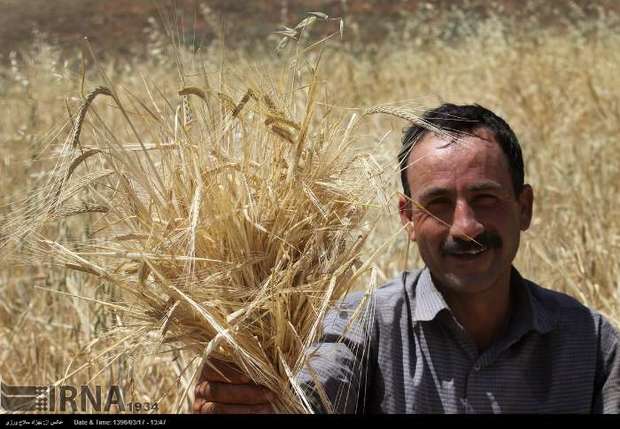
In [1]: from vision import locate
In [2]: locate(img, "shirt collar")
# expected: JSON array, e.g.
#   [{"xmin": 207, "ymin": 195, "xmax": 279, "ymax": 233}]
[
  {"xmin": 407, "ymin": 266, "xmax": 559, "ymax": 335},
  {"xmin": 408, "ymin": 268, "xmax": 451, "ymax": 322},
  {"xmin": 510, "ymin": 268, "xmax": 558, "ymax": 335}
]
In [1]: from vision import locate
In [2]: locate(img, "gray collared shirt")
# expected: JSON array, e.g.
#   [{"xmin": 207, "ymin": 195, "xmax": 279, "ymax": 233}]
[{"xmin": 300, "ymin": 267, "xmax": 620, "ymax": 414}]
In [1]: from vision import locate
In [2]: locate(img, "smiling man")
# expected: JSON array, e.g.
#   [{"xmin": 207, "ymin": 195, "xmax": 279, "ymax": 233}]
[
  {"xmin": 193, "ymin": 104, "xmax": 620, "ymax": 414},
  {"xmin": 397, "ymin": 115, "xmax": 534, "ymax": 354}
]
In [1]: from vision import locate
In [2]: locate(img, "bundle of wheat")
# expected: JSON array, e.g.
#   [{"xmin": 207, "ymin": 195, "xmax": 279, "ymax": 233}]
[{"xmin": 0, "ymin": 40, "xmax": 387, "ymax": 411}]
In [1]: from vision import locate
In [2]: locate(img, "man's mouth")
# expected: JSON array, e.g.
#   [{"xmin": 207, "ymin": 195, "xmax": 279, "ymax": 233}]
[{"xmin": 445, "ymin": 244, "xmax": 489, "ymax": 259}]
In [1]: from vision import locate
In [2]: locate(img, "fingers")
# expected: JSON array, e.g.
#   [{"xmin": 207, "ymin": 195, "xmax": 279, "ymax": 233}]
[
  {"xmin": 200, "ymin": 359, "xmax": 251, "ymax": 384},
  {"xmin": 193, "ymin": 358, "xmax": 276, "ymax": 414},
  {"xmin": 193, "ymin": 399, "xmax": 274, "ymax": 414},
  {"xmin": 195, "ymin": 381, "xmax": 273, "ymax": 405}
]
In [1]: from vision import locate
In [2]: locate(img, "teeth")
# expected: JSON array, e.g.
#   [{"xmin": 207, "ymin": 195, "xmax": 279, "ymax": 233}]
[{"xmin": 452, "ymin": 246, "xmax": 487, "ymax": 256}]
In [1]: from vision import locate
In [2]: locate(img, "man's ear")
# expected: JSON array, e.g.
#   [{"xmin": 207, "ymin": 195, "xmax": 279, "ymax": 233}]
[
  {"xmin": 518, "ymin": 184, "xmax": 534, "ymax": 231},
  {"xmin": 399, "ymin": 194, "xmax": 416, "ymax": 241}
]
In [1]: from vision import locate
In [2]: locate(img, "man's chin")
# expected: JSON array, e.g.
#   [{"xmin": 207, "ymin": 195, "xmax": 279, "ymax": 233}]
[{"xmin": 438, "ymin": 271, "xmax": 498, "ymax": 295}]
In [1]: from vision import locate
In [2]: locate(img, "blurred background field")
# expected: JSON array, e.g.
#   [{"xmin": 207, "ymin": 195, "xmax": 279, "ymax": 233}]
[{"xmin": 1, "ymin": 0, "xmax": 619, "ymax": 413}]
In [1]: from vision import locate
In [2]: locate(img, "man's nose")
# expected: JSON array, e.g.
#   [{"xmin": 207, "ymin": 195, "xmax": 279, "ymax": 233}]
[{"xmin": 449, "ymin": 200, "xmax": 484, "ymax": 241}]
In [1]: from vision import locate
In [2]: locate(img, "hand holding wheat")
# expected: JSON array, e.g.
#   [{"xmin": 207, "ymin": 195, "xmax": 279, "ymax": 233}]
[{"xmin": 193, "ymin": 359, "xmax": 275, "ymax": 414}]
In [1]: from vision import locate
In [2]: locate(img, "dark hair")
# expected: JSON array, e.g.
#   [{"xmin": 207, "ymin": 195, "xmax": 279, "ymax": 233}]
[{"xmin": 398, "ymin": 103, "xmax": 524, "ymax": 198}]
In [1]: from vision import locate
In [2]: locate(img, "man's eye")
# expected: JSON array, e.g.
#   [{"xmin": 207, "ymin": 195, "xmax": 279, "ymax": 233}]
[
  {"xmin": 425, "ymin": 198, "xmax": 451, "ymax": 208},
  {"xmin": 473, "ymin": 194, "xmax": 498, "ymax": 205}
]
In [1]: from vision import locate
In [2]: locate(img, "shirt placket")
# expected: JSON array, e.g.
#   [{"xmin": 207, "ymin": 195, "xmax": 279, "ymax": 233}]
[
  {"xmin": 461, "ymin": 330, "xmax": 529, "ymax": 414},
  {"xmin": 464, "ymin": 351, "xmax": 500, "ymax": 413},
  {"xmin": 440, "ymin": 313, "xmax": 483, "ymax": 413}
]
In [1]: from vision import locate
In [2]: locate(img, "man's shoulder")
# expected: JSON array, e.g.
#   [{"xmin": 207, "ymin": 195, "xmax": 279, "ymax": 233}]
[
  {"xmin": 373, "ymin": 269, "xmax": 422, "ymax": 308},
  {"xmin": 526, "ymin": 279, "xmax": 588, "ymax": 313},
  {"xmin": 337, "ymin": 271, "xmax": 416, "ymax": 315},
  {"xmin": 524, "ymin": 277, "xmax": 619, "ymax": 338}
]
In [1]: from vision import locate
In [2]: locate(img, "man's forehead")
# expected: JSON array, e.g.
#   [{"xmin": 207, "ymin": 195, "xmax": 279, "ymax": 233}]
[
  {"xmin": 413, "ymin": 127, "xmax": 497, "ymax": 152},
  {"xmin": 406, "ymin": 128, "xmax": 513, "ymax": 195},
  {"xmin": 407, "ymin": 131, "xmax": 498, "ymax": 172}
]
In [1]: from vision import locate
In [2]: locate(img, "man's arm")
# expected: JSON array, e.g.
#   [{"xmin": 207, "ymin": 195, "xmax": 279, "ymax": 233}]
[
  {"xmin": 592, "ymin": 317, "xmax": 620, "ymax": 413},
  {"xmin": 297, "ymin": 290, "xmax": 376, "ymax": 414}
]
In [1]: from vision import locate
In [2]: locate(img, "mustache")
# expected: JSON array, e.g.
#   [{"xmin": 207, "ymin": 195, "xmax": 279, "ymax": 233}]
[{"xmin": 442, "ymin": 231, "xmax": 502, "ymax": 254}]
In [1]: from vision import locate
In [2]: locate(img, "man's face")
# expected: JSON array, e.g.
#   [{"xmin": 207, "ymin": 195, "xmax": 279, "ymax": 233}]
[{"xmin": 399, "ymin": 128, "xmax": 533, "ymax": 295}]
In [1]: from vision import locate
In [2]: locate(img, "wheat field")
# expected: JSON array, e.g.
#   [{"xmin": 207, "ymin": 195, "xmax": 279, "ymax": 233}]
[{"xmin": 0, "ymin": 4, "xmax": 619, "ymax": 413}]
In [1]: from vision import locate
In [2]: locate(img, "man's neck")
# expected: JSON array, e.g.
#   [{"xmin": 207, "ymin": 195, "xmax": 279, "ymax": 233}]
[{"xmin": 439, "ymin": 272, "xmax": 513, "ymax": 353}]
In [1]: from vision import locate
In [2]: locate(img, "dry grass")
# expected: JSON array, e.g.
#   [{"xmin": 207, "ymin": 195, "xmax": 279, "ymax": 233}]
[{"xmin": 1, "ymin": 7, "xmax": 619, "ymax": 413}]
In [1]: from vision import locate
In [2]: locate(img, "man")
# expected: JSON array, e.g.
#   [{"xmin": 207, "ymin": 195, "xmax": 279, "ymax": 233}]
[{"xmin": 193, "ymin": 104, "xmax": 620, "ymax": 414}]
